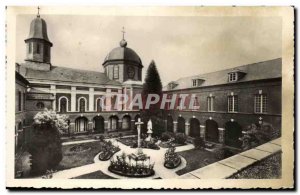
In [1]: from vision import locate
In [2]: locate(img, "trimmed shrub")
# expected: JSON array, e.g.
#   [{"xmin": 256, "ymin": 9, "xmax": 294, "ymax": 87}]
[
  {"xmin": 174, "ymin": 133, "xmax": 187, "ymax": 145},
  {"xmin": 193, "ymin": 137, "xmax": 205, "ymax": 149},
  {"xmin": 161, "ymin": 132, "xmax": 174, "ymax": 142}
]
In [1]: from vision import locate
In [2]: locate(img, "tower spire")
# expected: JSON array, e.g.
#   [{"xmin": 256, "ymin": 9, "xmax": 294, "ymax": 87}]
[
  {"xmin": 121, "ymin": 26, "xmax": 126, "ymax": 40},
  {"xmin": 37, "ymin": 6, "xmax": 40, "ymax": 18}
]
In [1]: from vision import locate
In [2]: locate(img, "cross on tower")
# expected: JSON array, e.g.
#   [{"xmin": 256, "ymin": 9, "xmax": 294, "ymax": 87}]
[
  {"xmin": 121, "ymin": 27, "xmax": 126, "ymax": 40},
  {"xmin": 37, "ymin": 6, "xmax": 40, "ymax": 17}
]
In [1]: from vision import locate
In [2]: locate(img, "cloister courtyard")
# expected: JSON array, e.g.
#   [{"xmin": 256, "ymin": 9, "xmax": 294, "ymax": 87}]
[{"xmin": 15, "ymin": 131, "xmax": 282, "ymax": 179}]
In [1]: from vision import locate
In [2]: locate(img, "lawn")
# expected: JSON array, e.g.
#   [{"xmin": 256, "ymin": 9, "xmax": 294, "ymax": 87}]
[
  {"xmin": 229, "ymin": 152, "xmax": 281, "ymax": 179},
  {"xmin": 72, "ymin": 171, "xmax": 115, "ymax": 179},
  {"xmin": 56, "ymin": 141, "xmax": 105, "ymax": 171},
  {"xmin": 176, "ymin": 149, "xmax": 219, "ymax": 175}
]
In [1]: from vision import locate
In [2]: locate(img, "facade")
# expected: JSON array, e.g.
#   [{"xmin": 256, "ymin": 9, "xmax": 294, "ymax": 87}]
[
  {"xmin": 16, "ymin": 13, "xmax": 282, "ymax": 149},
  {"xmin": 15, "ymin": 71, "xmax": 30, "ymax": 149},
  {"xmin": 16, "ymin": 13, "xmax": 143, "ymax": 137},
  {"xmin": 163, "ymin": 58, "xmax": 282, "ymax": 148}
]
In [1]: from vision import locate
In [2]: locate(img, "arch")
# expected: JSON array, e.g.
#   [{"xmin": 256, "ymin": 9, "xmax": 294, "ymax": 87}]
[
  {"xmin": 93, "ymin": 116, "xmax": 104, "ymax": 133},
  {"xmin": 95, "ymin": 97, "xmax": 104, "ymax": 112},
  {"xmin": 205, "ymin": 119, "xmax": 219, "ymax": 143},
  {"xmin": 58, "ymin": 96, "xmax": 69, "ymax": 113},
  {"xmin": 190, "ymin": 118, "xmax": 200, "ymax": 137},
  {"xmin": 109, "ymin": 115, "xmax": 119, "ymax": 131},
  {"xmin": 122, "ymin": 115, "xmax": 131, "ymax": 130},
  {"xmin": 78, "ymin": 97, "xmax": 87, "ymax": 112},
  {"xmin": 167, "ymin": 115, "xmax": 173, "ymax": 132},
  {"xmin": 177, "ymin": 116, "xmax": 185, "ymax": 134},
  {"xmin": 224, "ymin": 121, "xmax": 242, "ymax": 148},
  {"xmin": 75, "ymin": 117, "xmax": 88, "ymax": 132}
]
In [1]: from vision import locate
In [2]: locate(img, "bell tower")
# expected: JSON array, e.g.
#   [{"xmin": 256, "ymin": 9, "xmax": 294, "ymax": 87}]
[{"xmin": 24, "ymin": 7, "xmax": 53, "ymax": 71}]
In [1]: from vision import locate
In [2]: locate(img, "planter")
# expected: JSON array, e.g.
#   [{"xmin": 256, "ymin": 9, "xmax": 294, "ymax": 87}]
[
  {"xmin": 164, "ymin": 157, "xmax": 181, "ymax": 169},
  {"xmin": 108, "ymin": 166, "xmax": 155, "ymax": 178}
]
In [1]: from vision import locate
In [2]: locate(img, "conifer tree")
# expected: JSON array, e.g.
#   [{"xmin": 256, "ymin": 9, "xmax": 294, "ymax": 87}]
[{"xmin": 141, "ymin": 60, "xmax": 165, "ymax": 136}]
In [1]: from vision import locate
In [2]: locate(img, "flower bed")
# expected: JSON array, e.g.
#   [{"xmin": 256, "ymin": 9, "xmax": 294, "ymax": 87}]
[
  {"xmin": 108, "ymin": 152, "xmax": 155, "ymax": 178},
  {"xmin": 98, "ymin": 140, "xmax": 120, "ymax": 161},
  {"xmin": 164, "ymin": 146, "xmax": 181, "ymax": 169}
]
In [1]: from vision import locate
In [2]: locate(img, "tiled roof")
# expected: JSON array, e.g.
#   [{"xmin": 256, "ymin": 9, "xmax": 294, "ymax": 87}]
[
  {"xmin": 22, "ymin": 65, "xmax": 121, "ymax": 86},
  {"xmin": 164, "ymin": 58, "xmax": 282, "ymax": 91}
]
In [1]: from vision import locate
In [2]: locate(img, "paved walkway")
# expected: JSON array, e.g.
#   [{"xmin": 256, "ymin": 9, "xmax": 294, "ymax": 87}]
[
  {"xmin": 51, "ymin": 138, "xmax": 194, "ymax": 179},
  {"xmin": 178, "ymin": 138, "xmax": 282, "ymax": 179}
]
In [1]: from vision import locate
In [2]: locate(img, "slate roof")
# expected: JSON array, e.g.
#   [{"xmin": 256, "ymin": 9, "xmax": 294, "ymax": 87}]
[
  {"xmin": 164, "ymin": 58, "xmax": 282, "ymax": 91},
  {"xmin": 22, "ymin": 65, "xmax": 121, "ymax": 86}
]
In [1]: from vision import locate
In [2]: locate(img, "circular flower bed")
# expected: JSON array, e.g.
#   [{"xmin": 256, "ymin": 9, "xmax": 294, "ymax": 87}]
[
  {"xmin": 164, "ymin": 146, "xmax": 182, "ymax": 169},
  {"xmin": 108, "ymin": 152, "xmax": 155, "ymax": 178}
]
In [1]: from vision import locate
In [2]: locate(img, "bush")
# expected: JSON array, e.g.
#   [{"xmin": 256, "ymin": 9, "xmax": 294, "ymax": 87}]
[
  {"xmin": 161, "ymin": 132, "xmax": 174, "ymax": 142},
  {"xmin": 193, "ymin": 137, "xmax": 205, "ymax": 149},
  {"xmin": 28, "ymin": 109, "xmax": 66, "ymax": 176},
  {"xmin": 174, "ymin": 133, "xmax": 187, "ymax": 145}
]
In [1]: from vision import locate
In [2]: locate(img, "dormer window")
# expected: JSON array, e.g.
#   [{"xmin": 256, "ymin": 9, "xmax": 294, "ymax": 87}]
[
  {"xmin": 228, "ymin": 72, "xmax": 238, "ymax": 82},
  {"xmin": 192, "ymin": 79, "xmax": 204, "ymax": 87},
  {"xmin": 228, "ymin": 70, "xmax": 246, "ymax": 82},
  {"xmin": 168, "ymin": 81, "xmax": 178, "ymax": 90}
]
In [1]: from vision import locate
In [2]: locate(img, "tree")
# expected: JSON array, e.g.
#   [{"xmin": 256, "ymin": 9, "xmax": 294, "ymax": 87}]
[
  {"xmin": 141, "ymin": 60, "xmax": 165, "ymax": 136},
  {"xmin": 28, "ymin": 109, "xmax": 68, "ymax": 175}
]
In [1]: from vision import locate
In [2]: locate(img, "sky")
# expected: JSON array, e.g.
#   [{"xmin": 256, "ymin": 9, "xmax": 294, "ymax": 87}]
[{"xmin": 15, "ymin": 14, "xmax": 282, "ymax": 85}]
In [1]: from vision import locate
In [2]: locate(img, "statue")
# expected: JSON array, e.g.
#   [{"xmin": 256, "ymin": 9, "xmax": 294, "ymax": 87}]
[{"xmin": 145, "ymin": 119, "xmax": 153, "ymax": 141}]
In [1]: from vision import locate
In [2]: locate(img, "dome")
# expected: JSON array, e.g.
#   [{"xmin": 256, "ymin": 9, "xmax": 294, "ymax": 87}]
[
  {"xmin": 103, "ymin": 39, "xmax": 142, "ymax": 66},
  {"xmin": 25, "ymin": 16, "xmax": 52, "ymax": 46}
]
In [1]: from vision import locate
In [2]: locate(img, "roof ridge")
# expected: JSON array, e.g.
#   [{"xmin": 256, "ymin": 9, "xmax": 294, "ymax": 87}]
[{"xmin": 172, "ymin": 58, "xmax": 282, "ymax": 83}]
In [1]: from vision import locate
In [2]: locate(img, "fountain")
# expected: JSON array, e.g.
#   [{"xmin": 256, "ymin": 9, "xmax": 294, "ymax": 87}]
[{"xmin": 108, "ymin": 118, "xmax": 155, "ymax": 177}]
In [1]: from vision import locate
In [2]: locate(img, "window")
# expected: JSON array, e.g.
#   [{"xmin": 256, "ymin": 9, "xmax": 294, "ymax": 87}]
[
  {"xmin": 192, "ymin": 96, "xmax": 199, "ymax": 110},
  {"xmin": 228, "ymin": 72, "xmax": 238, "ymax": 82},
  {"xmin": 36, "ymin": 43, "xmax": 40, "ymax": 54},
  {"xmin": 178, "ymin": 97, "xmax": 182, "ymax": 110},
  {"xmin": 60, "ymin": 97, "xmax": 67, "ymax": 113},
  {"xmin": 28, "ymin": 43, "xmax": 32, "ymax": 53},
  {"xmin": 79, "ymin": 98, "xmax": 86, "ymax": 112},
  {"xmin": 228, "ymin": 95, "xmax": 238, "ymax": 112},
  {"xmin": 207, "ymin": 96, "xmax": 215, "ymax": 112},
  {"xmin": 96, "ymin": 98, "xmax": 103, "ymax": 112},
  {"xmin": 113, "ymin": 65, "xmax": 119, "ymax": 79},
  {"xmin": 18, "ymin": 91, "xmax": 21, "ymax": 111},
  {"xmin": 255, "ymin": 94, "xmax": 267, "ymax": 113},
  {"xmin": 23, "ymin": 93, "xmax": 26, "ymax": 110},
  {"xmin": 192, "ymin": 79, "xmax": 198, "ymax": 87},
  {"xmin": 44, "ymin": 46, "xmax": 48, "ymax": 57},
  {"xmin": 36, "ymin": 102, "xmax": 45, "ymax": 109}
]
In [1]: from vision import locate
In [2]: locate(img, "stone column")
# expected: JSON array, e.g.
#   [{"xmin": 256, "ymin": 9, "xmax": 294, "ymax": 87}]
[
  {"xmin": 118, "ymin": 120, "xmax": 123, "ymax": 131},
  {"xmin": 50, "ymin": 85, "xmax": 56, "ymax": 111},
  {"xmin": 104, "ymin": 121, "xmax": 109, "ymax": 133},
  {"xmin": 218, "ymin": 128, "xmax": 225, "ymax": 143},
  {"xmin": 71, "ymin": 86, "xmax": 76, "ymax": 112},
  {"xmin": 164, "ymin": 119, "xmax": 167, "ymax": 132},
  {"xmin": 200, "ymin": 125, "xmax": 205, "ymax": 140},
  {"xmin": 185, "ymin": 123, "xmax": 190, "ymax": 136},
  {"xmin": 69, "ymin": 122, "xmax": 75, "ymax": 135},
  {"xmin": 106, "ymin": 89, "xmax": 111, "ymax": 111},
  {"xmin": 89, "ymin": 87, "xmax": 94, "ymax": 112},
  {"xmin": 88, "ymin": 120, "xmax": 93, "ymax": 133},
  {"xmin": 173, "ymin": 121, "xmax": 178, "ymax": 133}
]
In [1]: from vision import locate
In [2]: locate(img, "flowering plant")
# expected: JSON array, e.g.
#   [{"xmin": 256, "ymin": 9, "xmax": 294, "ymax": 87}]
[{"xmin": 33, "ymin": 109, "xmax": 69, "ymax": 134}]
